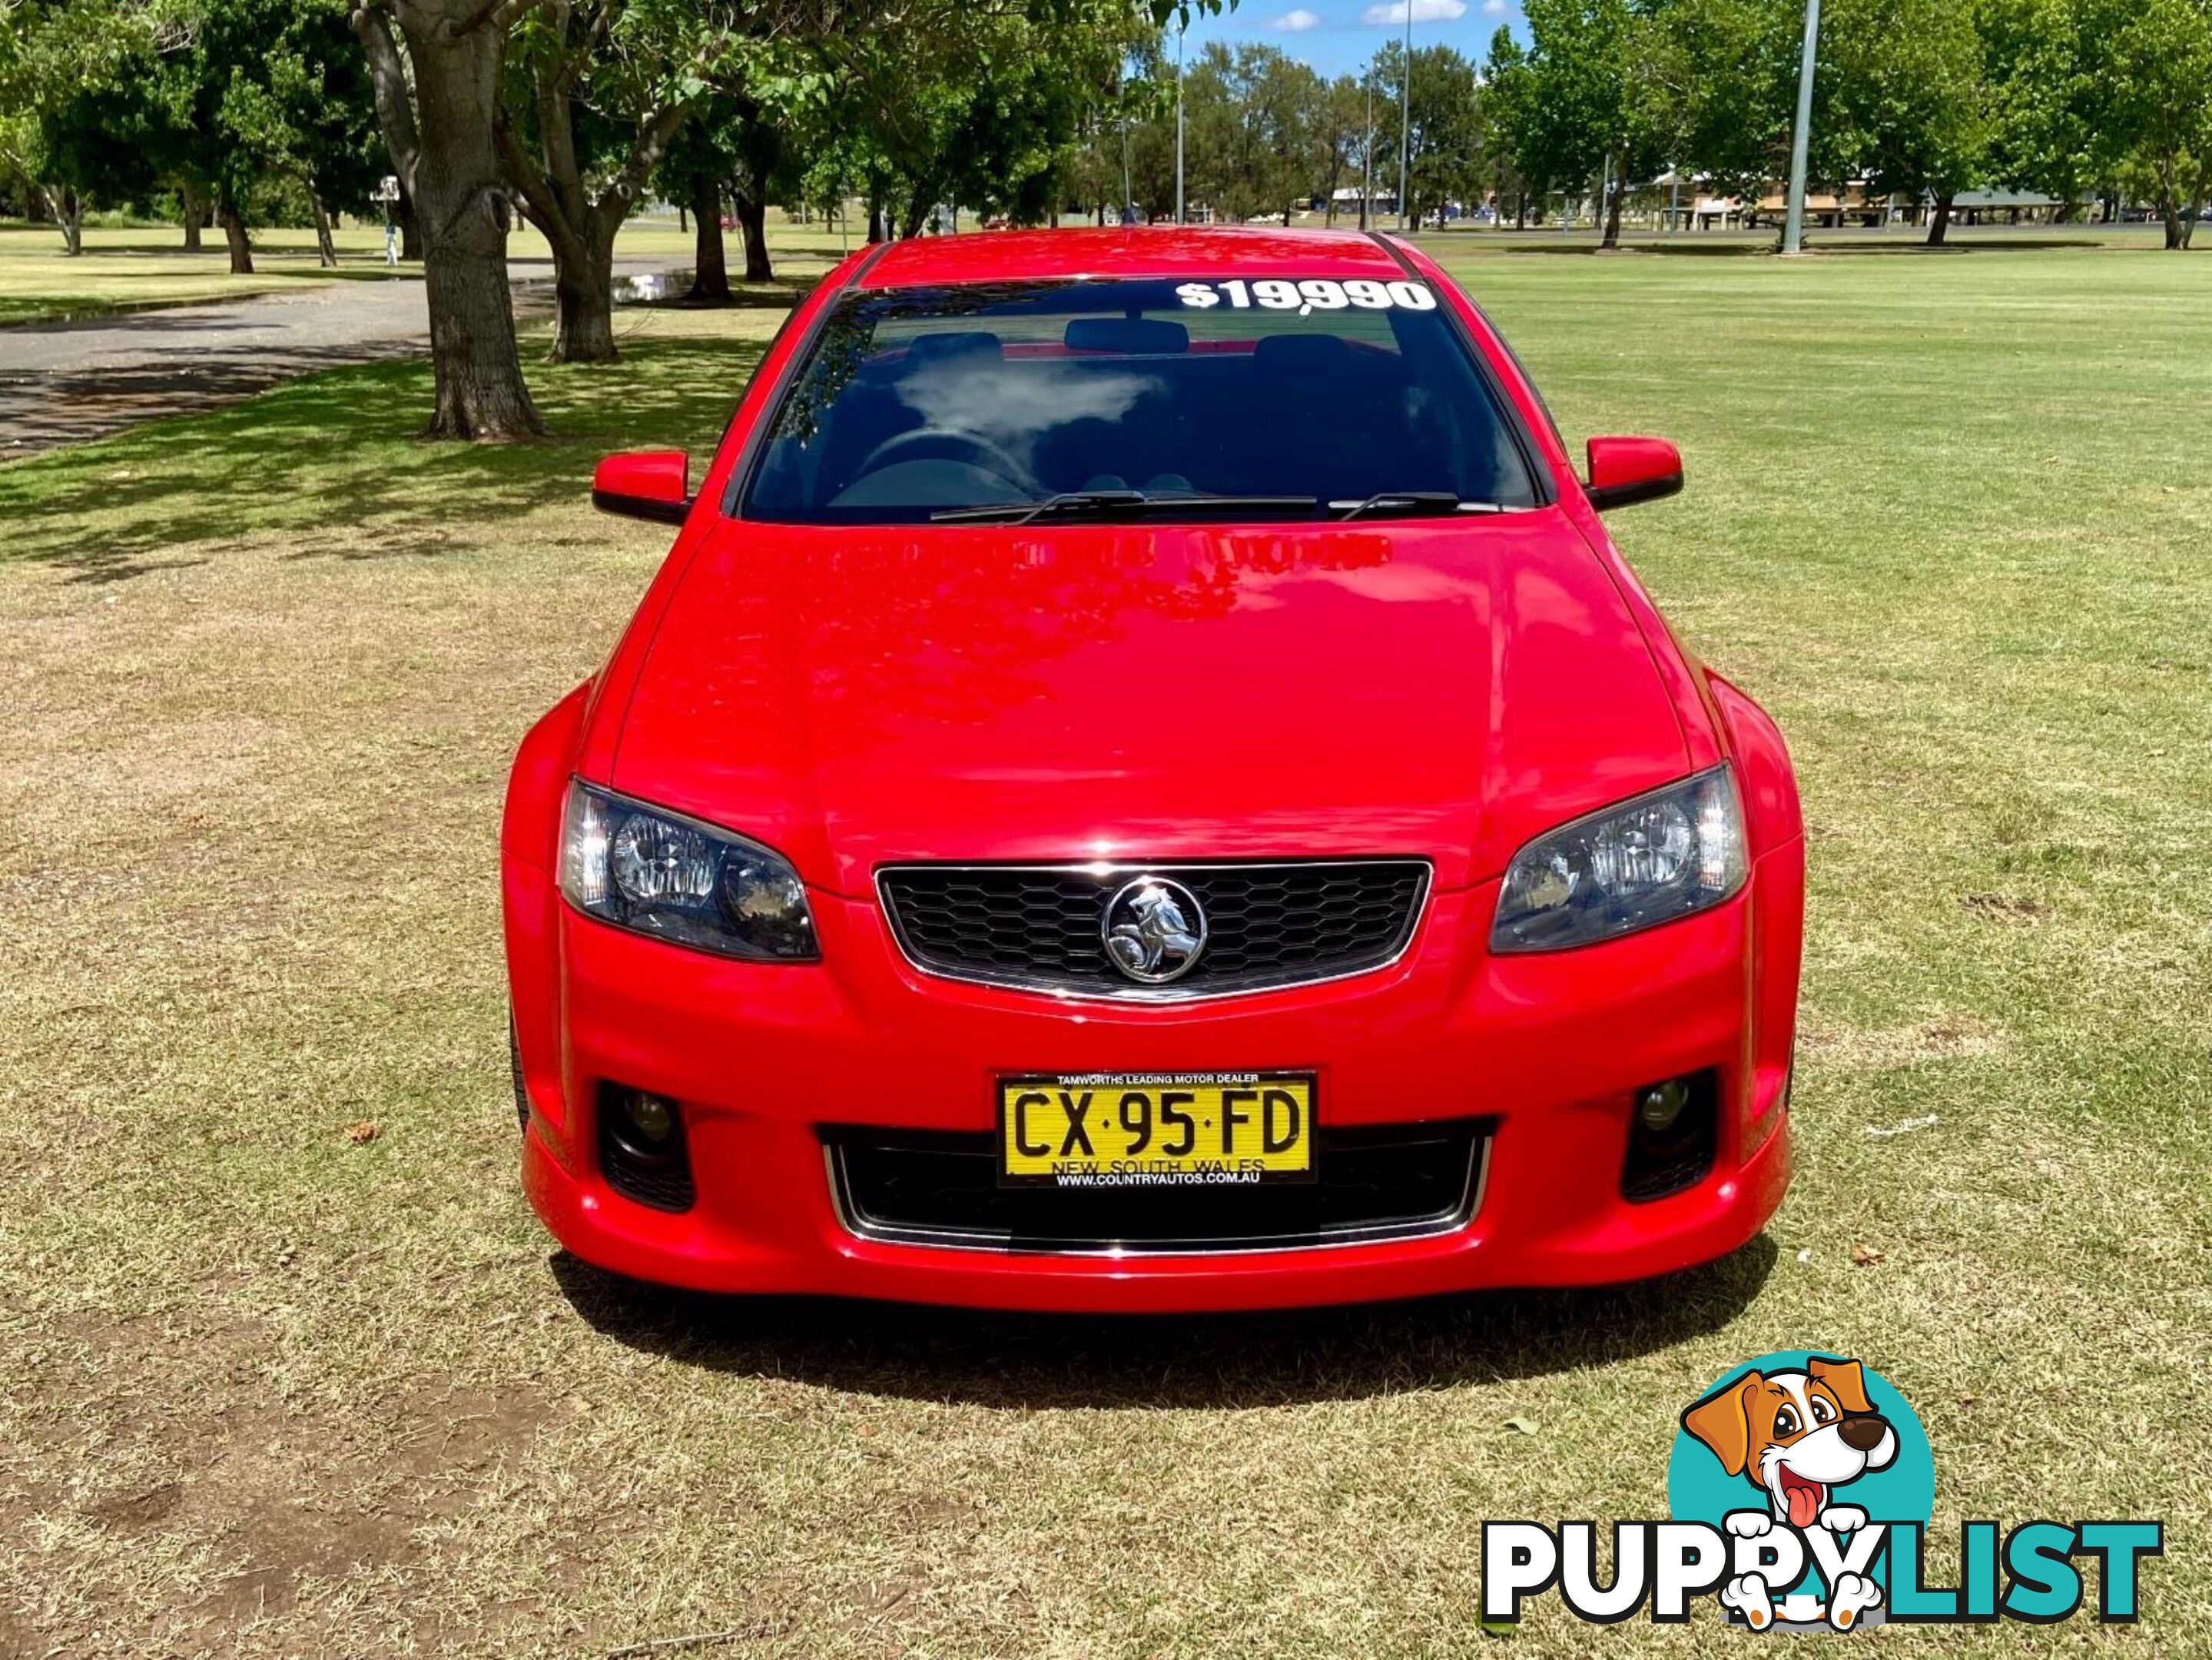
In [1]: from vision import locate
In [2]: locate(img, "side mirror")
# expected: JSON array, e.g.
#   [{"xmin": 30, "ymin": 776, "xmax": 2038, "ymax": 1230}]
[
  {"xmin": 592, "ymin": 450, "xmax": 691, "ymax": 525},
  {"xmin": 1584, "ymin": 436, "xmax": 1683, "ymax": 512}
]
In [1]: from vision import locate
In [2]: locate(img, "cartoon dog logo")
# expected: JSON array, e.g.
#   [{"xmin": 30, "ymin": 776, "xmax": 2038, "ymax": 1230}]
[{"xmin": 1680, "ymin": 1355, "xmax": 1899, "ymax": 1632}]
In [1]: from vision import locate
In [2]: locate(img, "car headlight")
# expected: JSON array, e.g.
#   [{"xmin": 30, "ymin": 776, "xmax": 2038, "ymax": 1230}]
[
  {"xmin": 1490, "ymin": 765, "xmax": 1747, "ymax": 953},
  {"xmin": 559, "ymin": 781, "xmax": 818, "ymax": 961}
]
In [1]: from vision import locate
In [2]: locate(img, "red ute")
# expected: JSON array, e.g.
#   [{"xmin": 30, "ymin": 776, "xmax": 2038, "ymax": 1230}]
[{"xmin": 502, "ymin": 227, "xmax": 1802, "ymax": 1312}]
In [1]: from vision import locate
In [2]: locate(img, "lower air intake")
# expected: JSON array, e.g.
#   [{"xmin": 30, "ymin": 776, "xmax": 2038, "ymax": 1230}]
[{"xmin": 824, "ymin": 1117, "xmax": 1491, "ymax": 1253}]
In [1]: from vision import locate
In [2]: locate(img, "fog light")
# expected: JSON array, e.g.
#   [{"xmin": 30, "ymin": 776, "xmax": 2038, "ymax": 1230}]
[
  {"xmin": 1621, "ymin": 1070, "xmax": 1719, "ymax": 1204},
  {"xmin": 625, "ymin": 1091, "xmax": 677, "ymax": 1144},
  {"xmin": 597, "ymin": 1084, "xmax": 695, "ymax": 1213},
  {"xmin": 1637, "ymin": 1078, "xmax": 1691, "ymax": 1134}
]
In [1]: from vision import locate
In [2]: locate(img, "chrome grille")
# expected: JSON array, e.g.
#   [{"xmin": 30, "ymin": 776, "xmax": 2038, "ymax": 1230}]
[
  {"xmin": 824, "ymin": 1117, "xmax": 1491, "ymax": 1253},
  {"xmin": 875, "ymin": 860, "xmax": 1431, "ymax": 999}
]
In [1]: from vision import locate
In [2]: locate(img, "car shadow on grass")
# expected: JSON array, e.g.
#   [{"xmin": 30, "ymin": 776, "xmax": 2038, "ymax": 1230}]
[{"xmin": 547, "ymin": 1235, "xmax": 1776, "ymax": 1409}]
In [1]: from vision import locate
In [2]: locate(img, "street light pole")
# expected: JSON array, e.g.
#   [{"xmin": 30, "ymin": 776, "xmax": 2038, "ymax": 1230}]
[
  {"xmin": 1120, "ymin": 72, "xmax": 1131, "ymax": 223},
  {"xmin": 1782, "ymin": 0, "xmax": 1820, "ymax": 255},
  {"xmin": 1397, "ymin": 2, "xmax": 1413, "ymax": 233},
  {"xmin": 1175, "ymin": 22, "xmax": 1187, "ymax": 225},
  {"xmin": 1361, "ymin": 60, "xmax": 1375, "ymax": 232}
]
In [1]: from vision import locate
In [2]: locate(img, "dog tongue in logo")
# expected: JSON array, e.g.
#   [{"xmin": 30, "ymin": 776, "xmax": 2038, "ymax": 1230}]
[{"xmin": 1779, "ymin": 1469, "xmax": 1822, "ymax": 1530}]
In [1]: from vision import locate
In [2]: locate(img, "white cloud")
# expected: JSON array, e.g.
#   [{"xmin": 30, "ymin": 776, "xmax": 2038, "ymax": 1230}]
[
  {"xmin": 895, "ymin": 360, "xmax": 1162, "ymax": 474},
  {"xmin": 1272, "ymin": 7, "xmax": 1322, "ymax": 28},
  {"xmin": 1360, "ymin": 0, "xmax": 1468, "ymax": 25},
  {"xmin": 1482, "ymin": 0, "xmax": 1511, "ymax": 13}
]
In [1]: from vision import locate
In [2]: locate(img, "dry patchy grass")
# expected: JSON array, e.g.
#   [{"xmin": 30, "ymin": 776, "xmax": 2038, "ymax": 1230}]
[{"xmin": 1, "ymin": 244, "xmax": 2209, "ymax": 1657}]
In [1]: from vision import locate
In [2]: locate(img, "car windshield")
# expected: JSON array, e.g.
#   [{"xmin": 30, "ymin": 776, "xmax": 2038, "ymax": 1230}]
[{"xmin": 739, "ymin": 276, "xmax": 1541, "ymax": 525}]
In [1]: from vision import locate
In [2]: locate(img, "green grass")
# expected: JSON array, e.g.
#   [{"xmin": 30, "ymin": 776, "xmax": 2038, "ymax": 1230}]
[
  {"xmin": 2, "ymin": 240, "xmax": 2209, "ymax": 1657},
  {"xmin": 0, "ymin": 217, "xmax": 830, "ymax": 327},
  {"xmin": 0, "ymin": 224, "xmax": 416, "ymax": 324}
]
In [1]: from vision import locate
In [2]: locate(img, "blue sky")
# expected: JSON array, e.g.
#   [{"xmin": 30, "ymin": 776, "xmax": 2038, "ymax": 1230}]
[{"xmin": 1175, "ymin": 0, "xmax": 1525, "ymax": 78}]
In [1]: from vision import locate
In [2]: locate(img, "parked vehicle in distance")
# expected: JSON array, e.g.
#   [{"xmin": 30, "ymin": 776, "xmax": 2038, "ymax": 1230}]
[{"xmin": 504, "ymin": 227, "xmax": 1803, "ymax": 1312}]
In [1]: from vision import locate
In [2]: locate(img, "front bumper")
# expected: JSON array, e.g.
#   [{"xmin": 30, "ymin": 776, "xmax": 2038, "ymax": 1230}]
[{"xmin": 507, "ymin": 853, "xmax": 1798, "ymax": 1313}]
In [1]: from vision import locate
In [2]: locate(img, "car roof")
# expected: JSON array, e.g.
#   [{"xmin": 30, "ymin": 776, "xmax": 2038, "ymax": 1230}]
[{"xmin": 854, "ymin": 226, "xmax": 1414, "ymax": 289}]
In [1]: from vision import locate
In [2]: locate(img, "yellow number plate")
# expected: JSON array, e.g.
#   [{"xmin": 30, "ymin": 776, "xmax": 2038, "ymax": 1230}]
[{"xmin": 997, "ymin": 1072, "xmax": 1315, "ymax": 1188}]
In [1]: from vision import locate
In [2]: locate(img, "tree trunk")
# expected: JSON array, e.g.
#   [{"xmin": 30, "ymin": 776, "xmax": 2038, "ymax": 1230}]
[
  {"xmin": 2161, "ymin": 171, "xmax": 2199, "ymax": 248},
  {"xmin": 900, "ymin": 190, "xmax": 930, "ymax": 240},
  {"xmin": 1926, "ymin": 191, "xmax": 1953, "ymax": 247},
  {"xmin": 179, "ymin": 179, "xmax": 206, "ymax": 251},
  {"xmin": 219, "ymin": 196, "xmax": 254, "ymax": 274},
  {"xmin": 498, "ymin": 62, "xmax": 689, "ymax": 367},
  {"xmin": 310, "ymin": 186, "xmax": 339, "ymax": 267},
  {"xmin": 688, "ymin": 180, "xmax": 731, "ymax": 302},
  {"xmin": 733, "ymin": 190, "xmax": 770, "ymax": 282},
  {"xmin": 43, "ymin": 186, "xmax": 85, "ymax": 255},
  {"xmin": 388, "ymin": 9, "xmax": 541, "ymax": 437},
  {"xmin": 726, "ymin": 104, "xmax": 781, "ymax": 277},
  {"xmin": 867, "ymin": 196, "xmax": 886, "ymax": 242},
  {"xmin": 550, "ymin": 227, "xmax": 618, "ymax": 363},
  {"xmin": 396, "ymin": 183, "xmax": 424, "ymax": 260},
  {"xmin": 350, "ymin": 1, "xmax": 536, "ymax": 436}
]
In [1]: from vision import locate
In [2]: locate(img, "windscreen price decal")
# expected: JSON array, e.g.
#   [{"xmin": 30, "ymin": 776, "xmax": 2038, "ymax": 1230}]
[{"xmin": 1175, "ymin": 277, "xmax": 1437, "ymax": 315}]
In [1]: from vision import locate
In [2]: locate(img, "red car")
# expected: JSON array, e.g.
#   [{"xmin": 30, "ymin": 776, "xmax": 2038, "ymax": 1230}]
[{"xmin": 503, "ymin": 227, "xmax": 1802, "ymax": 1313}]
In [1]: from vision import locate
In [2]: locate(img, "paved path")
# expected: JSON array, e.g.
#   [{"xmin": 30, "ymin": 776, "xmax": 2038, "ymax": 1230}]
[{"xmin": 0, "ymin": 257, "xmax": 684, "ymax": 454}]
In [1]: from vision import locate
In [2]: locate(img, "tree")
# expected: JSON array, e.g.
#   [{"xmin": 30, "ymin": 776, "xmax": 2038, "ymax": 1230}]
[
  {"xmin": 162, "ymin": 0, "xmax": 386, "ymax": 273},
  {"xmin": 656, "ymin": 100, "xmax": 735, "ymax": 298},
  {"xmin": 1826, "ymin": 0, "xmax": 1991, "ymax": 244},
  {"xmin": 1481, "ymin": 26, "xmax": 1540, "ymax": 220},
  {"xmin": 1653, "ymin": 0, "xmax": 1811, "ymax": 209},
  {"xmin": 351, "ymin": 0, "xmax": 547, "ymax": 436},
  {"xmin": 2095, "ymin": 0, "xmax": 2212, "ymax": 247},
  {"xmin": 1983, "ymin": 0, "xmax": 2102, "ymax": 215},
  {"xmin": 1062, "ymin": 50, "xmax": 1175, "ymax": 222},
  {"xmin": 1371, "ymin": 41, "xmax": 1484, "ymax": 229},
  {"xmin": 1246, "ymin": 44, "xmax": 1322, "ymax": 224},
  {"xmin": 1182, "ymin": 42, "xmax": 1316, "ymax": 222},
  {"xmin": 1111, "ymin": 35, "xmax": 1182, "ymax": 218},
  {"xmin": 495, "ymin": 0, "xmax": 718, "ymax": 363},
  {"xmin": 1312, "ymin": 70, "xmax": 1365, "ymax": 224},
  {"xmin": 826, "ymin": 1, "xmax": 1148, "ymax": 237},
  {"xmin": 0, "ymin": 0, "xmax": 171, "ymax": 254},
  {"xmin": 667, "ymin": 79, "xmax": 812, "ymax": 284},
  {"xmin": 725, "ymin": 89, "xmax": 802, "ymax": 277},
  {"xmin": 1505, "ymin": 0, "xmax": 1676, "ymax": 247}
]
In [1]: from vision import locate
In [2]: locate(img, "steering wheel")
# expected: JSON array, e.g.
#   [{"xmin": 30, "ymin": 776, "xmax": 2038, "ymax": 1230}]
[{"xmin": 854, "ymin": 427, "xmax": 1035, "ymax": 493}]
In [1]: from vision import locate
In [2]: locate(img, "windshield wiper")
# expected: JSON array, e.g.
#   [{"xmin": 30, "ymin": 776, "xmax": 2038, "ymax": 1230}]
[
  {"xmin": 932, "ymin": 490, "xmax": 1318, "ymax": 526},
  {"xmin": 1330, "ymin": 492, "xmax": 1512, "ymax": 521}
]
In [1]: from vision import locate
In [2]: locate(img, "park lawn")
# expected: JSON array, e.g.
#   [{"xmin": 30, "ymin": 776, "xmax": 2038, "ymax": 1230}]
[
  {"xmin": 0, "ymin": 224, "xmax": 423, "ymax": 325},
  {"xmin": 2, "ymin": 242, "xmax": 2209, "ymax": 1658},
  {"xmin": 0, "ymin": 217, "xmax": 818, "ymax": 327}
]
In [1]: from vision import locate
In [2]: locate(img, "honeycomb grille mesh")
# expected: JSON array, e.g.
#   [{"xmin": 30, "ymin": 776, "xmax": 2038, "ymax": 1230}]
[{"xmin": 877, "ymin": 862, "xmax": 1429, "ymax": 997}]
